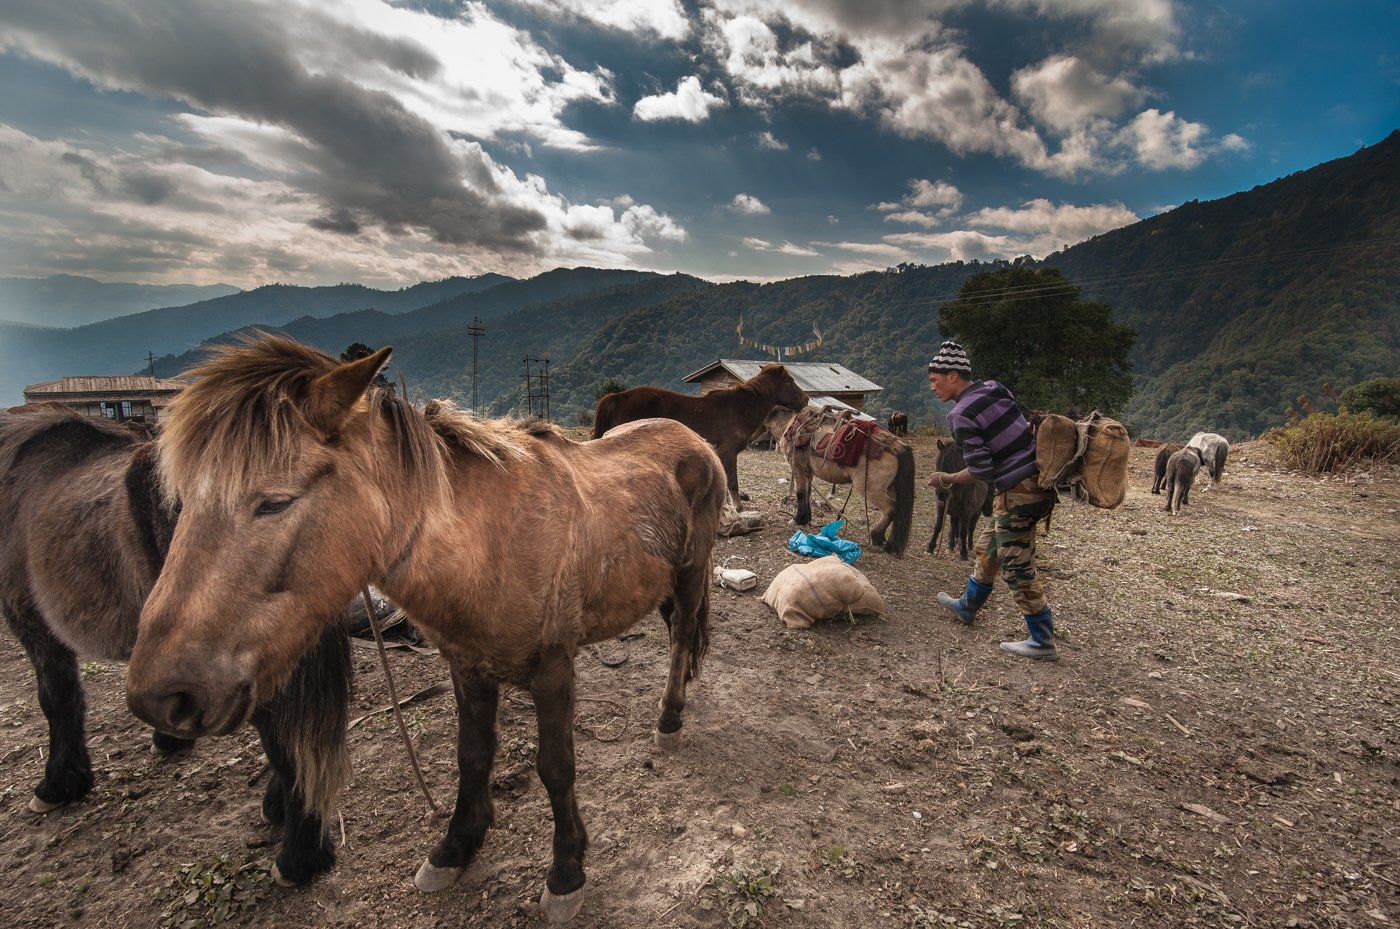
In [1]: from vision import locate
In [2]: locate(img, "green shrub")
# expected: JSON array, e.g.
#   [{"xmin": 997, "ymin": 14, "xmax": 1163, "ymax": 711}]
[
  {"xmin": 1340, "ymin": 377, "xmax": 1400, "ymax": 420},
  {"xmin": 1270, "ymin": 411, "xmax": 1400, "ymax": 474}
]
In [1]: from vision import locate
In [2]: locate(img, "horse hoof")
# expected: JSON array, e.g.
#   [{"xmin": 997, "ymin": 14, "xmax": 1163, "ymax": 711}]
[
  {"xmin": 28, "ymin": 795, "xmax": 64, "ymax": 814},
  {"xmin": 414, "ymin": 859, "xmax": 465, "ymax": 893},
  {"xmin": 271, "ymin": 863, "xmax": 298, "ymax": 888},
  {"xmin": 653, "ymin": 727, "xmax": 682, "ymax": 750},
  {"xmin": 540, "ymin": 885, "xmax": 586, "ymax": 923}
]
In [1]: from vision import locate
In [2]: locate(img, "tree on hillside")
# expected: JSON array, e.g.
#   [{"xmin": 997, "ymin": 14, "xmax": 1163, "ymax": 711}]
[
  {"xmin": 938, "ymin": 268, "xmax": 1136, "ymax": 416},
  {"xmin": 595, "ymin": 376, "xmax": 629, "ymax": 400}
]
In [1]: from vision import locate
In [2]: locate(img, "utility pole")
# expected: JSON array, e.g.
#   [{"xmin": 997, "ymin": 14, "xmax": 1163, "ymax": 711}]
[
  {"xmin": 522, "ymin": 356, "xmax": 551, "ymax": 421},
  {"xmin": 467, "ymin": 317, "xmax": 484, "ymax": 409},
  {"xmin": 146, "ymin": 351, "xmax": 156, "ymax": 377}
]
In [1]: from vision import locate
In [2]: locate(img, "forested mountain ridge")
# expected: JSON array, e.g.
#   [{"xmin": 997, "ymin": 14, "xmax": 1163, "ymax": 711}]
[{"xmin": 1047, "ymin": 129, "xmax": 1400, "ymax": 437}]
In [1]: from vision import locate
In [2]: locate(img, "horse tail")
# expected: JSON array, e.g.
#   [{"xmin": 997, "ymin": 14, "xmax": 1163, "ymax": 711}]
[
  {"xmin": 1215, "ymin": 443, "xmax": 1228, "ymax": 482},
  {"xmin": 262, "ymin": 622, "xmax": 352, "ymax": 827},
  {"xmin": 687, "ymin": 581, "xmax": 711, "ymax": 682},
  {"xmin": 886, "ymin": 442, "xmax": 916, "ymax": 556}
]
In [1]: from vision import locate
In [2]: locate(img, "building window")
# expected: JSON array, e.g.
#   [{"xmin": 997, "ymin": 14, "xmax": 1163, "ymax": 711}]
[{"xmin": 100, "ymin": 402, "xmax": 117, "ymax": 419}]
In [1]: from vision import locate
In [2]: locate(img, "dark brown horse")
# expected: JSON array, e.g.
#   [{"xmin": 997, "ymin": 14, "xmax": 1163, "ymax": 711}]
[
  {"xmin": 125, "ymin": 336, "xmax": 727, "ymax": 924},
  {"xmin": 887, "ymin": 411, "xmax": 908, "ymax": 436},
  {"xmin": 1151, "ymin": 443, "xmax": 1185, "ymax": 494},
  {"xmin": 927, "ymin": 439, "xmax": 992, "ymax": 561},
  {"xmin": 591, "ymin": 363, "xmax": 808, "ymax": 503},
  {"xmin": 0, "ymin": 404, "xmax": 349, "ymax": 886},
  {"xmin": 770, "ymin": 407, "xmax": 916, "ymax": 555}
]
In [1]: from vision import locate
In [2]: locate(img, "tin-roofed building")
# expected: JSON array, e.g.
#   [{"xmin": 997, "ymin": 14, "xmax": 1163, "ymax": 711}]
[
  {"xmin": 683, "ymin": 359, "xmax": 881, "ymax": 419},
  {"xmin": 22, "ymin": 375, "xmax": 187, "ymax": 422}
]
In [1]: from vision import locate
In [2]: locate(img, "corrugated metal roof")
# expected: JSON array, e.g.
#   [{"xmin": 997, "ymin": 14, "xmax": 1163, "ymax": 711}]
[
  {"xmin": 684, "ymin": 359, "xmax": 882, "ymax": 394},
  {"xmin": 24, "ymin": 375, "xmax": 188, "ymax": 395}
]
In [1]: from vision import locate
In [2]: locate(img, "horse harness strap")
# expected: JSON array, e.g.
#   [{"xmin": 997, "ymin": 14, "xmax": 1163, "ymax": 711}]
[{"xmin": 360, "ymin": 586, "xmax": 440, "ymax": 815}]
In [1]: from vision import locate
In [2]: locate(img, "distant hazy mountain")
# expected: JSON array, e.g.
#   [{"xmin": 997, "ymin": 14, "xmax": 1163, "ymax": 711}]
[
  {"xmin": 0, "ymin": 273, "xmax": 511, "ymax": 404},
  {"xmin": 0, "ymin": 275, "xmax": 241, "ymax": 327}
]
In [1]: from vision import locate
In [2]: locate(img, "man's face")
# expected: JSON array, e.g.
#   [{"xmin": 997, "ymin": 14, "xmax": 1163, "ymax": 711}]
[{"xmin": 928, "ymin": 370, "xmax": 964, "ymax": 402}]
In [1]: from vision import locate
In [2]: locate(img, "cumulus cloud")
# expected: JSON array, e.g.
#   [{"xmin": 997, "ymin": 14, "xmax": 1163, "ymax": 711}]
[
  {"xmin": 511, "ymin": 0, "xmax": 691, "ymax": 41},
  {"xmin": 697, "ymin": 0, "xmax": 1228, "ymax": 179},
  {"xmin": 0, "ymin": 0, "xmax": 702, "ymax": 283},
  {"xmin": 876, "ymin": 178, "xmax": 965, "ymax": 226},
  {"xmin": 757, "ymin": 130, "xmax": 788, "ymax": 150},
  {"xmin": 884, "ymin": 196, "xmax": 1138, "ymax": 261},
  {"xmin": 1119, "ymin": 108, "xmax": 1211, "ymax": 169},
  {"xmin": 1013, "ymin": 55, "xmax": 1144, "ymax": 133},
  {"xmin": 634, "ymin": 75, "xmax": 727, "ymax": 122},
  {"xmin": 730, "ymin": 193, "xmax": 771, "ymax": 214}
]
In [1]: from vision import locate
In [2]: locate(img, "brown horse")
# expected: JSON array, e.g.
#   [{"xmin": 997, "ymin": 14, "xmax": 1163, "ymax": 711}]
[
  {"xmin": 770, "ymin": 407, "xmax": 916, "ymax": 555},
  {"xmin": 0, "ymin": 404, "xmax": 350, "ymax": 885},
  {"xmin": 125, "ymin": 336, "xmax": 727, "ymax": 924},
  {"xmin": 591, "ymin": 363, "xmax": 809, "ymax": 504}
]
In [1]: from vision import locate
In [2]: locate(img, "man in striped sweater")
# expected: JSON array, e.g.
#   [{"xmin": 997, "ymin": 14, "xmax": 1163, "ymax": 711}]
[{"xmin": 927, "ymin": 340, "xmax": 1058, "ymax": 661}]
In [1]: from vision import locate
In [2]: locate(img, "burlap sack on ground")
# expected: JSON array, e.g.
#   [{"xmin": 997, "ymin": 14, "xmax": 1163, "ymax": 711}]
[{"xmin": 761, "ymin": 555, "xmax": 886, "ymax": 629}]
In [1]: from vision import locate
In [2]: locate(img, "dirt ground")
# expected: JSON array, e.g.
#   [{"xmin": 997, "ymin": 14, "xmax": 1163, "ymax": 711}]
[{"xmin": 1, "ymin": 435, "xmax": 1398, "ymax": 929}]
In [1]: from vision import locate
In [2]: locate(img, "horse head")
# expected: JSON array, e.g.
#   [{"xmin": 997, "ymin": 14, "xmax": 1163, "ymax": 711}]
[
  {"xmin": 127, "ymin": 337, "xmax": 403, "ymax": 739},
  {"xmin": 758, "ymin": 364, "xmax": 809, "ymax": 412}
]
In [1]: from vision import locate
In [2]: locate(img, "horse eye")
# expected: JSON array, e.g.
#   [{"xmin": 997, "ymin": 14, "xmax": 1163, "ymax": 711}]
[{"xmin": 255, "ymin": 496, "xmax": 296, "ymax": 517}]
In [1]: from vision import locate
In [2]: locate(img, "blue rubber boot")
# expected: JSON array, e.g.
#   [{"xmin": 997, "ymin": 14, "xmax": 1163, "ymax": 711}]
[
  {"xmin": 999, "ymin": 607, "xmax": 1058, "ymax": 661},
  {"xmin": 937, "ymin": 577, "xmax": 992, "ymax": 626}
]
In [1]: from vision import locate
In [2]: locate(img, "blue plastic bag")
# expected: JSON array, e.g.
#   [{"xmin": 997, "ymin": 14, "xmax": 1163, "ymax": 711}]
[{"xmin": 788, "ymin": 518, "xmax": 862, "ymax": 564}]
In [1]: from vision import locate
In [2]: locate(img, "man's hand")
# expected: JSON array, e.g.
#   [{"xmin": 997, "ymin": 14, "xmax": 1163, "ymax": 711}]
[{"xmin": 927, "ymin": 472, "xmax": 948, "ymax": 489}]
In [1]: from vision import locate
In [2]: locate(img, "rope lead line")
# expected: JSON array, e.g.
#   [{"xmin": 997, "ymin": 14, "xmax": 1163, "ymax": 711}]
[{"xmin": 361, "ymin": 586, "xmax": 440, "ymax": 813}]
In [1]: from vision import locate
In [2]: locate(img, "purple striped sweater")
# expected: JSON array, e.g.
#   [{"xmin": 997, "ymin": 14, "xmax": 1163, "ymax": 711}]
[{"xmin": 947, "ymin": 380, "xmax": 1038, "ymax": 492}]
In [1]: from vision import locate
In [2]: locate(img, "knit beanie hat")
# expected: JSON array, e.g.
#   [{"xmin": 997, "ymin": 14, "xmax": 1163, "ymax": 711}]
[{"xmin": 928, "ymin": 340, "xmax": 973, "ymax": 377}]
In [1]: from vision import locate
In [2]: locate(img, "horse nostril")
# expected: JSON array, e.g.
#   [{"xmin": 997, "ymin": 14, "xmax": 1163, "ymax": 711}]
[{"xmin": 166, "ymin": 690, "xmax": 200, "ymax": 728}]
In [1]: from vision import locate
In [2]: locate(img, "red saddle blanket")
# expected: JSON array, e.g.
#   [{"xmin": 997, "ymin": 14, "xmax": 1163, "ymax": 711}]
[{"xmin": 786, "ymin": 412, "xmax": 887, "ymax": 467}]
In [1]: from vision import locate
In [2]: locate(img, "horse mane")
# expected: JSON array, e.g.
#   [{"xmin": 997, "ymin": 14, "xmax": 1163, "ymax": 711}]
[
  {"xmin": 160, "ymin": 334, "xmax": 537, "ymax": 510},
  {"xmin": 421, "ymin": 399, "xmax": 541, "ymax": 464}
]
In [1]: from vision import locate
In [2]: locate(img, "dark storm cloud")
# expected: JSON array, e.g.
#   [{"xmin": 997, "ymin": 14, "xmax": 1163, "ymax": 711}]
[
  {"xmin": 309, "ymin": 207, "xmax": 362, "ymax": 234},
  {"xmin": 59, "ymin": 151, "xmax": 107, "ymax": 192},
  {"xmin": 121, "ymin": 169, "xmax": 176, "ymax": 204},
  {"xmin": 0, "ymin": 0, "xmax": 549, "ymax": 252}
]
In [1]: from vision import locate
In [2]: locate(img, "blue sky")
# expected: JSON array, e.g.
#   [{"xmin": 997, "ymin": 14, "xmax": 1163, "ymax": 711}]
[{"xmin": 0, "ymin": 0, "xmax": 1395, "ymax": 288}]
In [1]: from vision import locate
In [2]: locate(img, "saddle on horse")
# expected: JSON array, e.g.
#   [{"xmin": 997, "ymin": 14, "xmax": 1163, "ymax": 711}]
[{"xmin": 785, "ymin": 408, "xmax": 889, "ymax": 467}]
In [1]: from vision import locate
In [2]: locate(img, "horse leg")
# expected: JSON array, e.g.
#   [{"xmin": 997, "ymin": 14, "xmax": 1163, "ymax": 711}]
[
  {"xmin": 722, "ymin": 455, "xmax": 745, "ymax": 503},
  {"xmin": 792, "ymin": 464, "xmax": 812, "ymax": 526},
  {"xmin": 4, "ymin": 602, "xmax": 93, "ymax": 813},
  {"xmin": 530, "ymin": 648, "xmax": 589, "ymax": 923},
  {"xmin": 927, "ymin": 497, "xmax": 947, "ymax": 554},
  {"xmin": 416, "ymin": 668, "xmax": 500, "ymax": 893},
  {"xmin": 655, "ymin": 565, "xmax": 708, "ymax": 749}
]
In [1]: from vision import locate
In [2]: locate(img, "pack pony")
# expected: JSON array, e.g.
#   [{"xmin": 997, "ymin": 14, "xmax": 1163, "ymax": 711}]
[
  {"xmin": 125, "ymin": 335, "xmax": 728, "ymax": 924},
  {"xmin": 0, "ymin": 404, "xmax": 349, "ymax": 886},
  {"xmin": 770, "ymin": 406, "xmax": 916, "ymax": 556},
  {"xmin": 591, "ymin": 363, "xmax": 808, "ymax": 504},
  {"xmin": 1187, "ymin": 432, "xmax": 1230, "ymax": 489}
]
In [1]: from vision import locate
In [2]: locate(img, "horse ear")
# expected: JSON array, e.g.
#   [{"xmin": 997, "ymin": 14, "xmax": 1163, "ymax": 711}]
[{"xmin": 306, "ymin": 346, "xmax": 393, "ymax": 437}]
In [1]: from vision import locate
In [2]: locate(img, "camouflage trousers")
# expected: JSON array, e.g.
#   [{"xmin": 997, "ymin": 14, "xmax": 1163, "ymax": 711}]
[{"xmin": 971, "ymin": 479, "xmax": 1055, "ymax": 615}]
